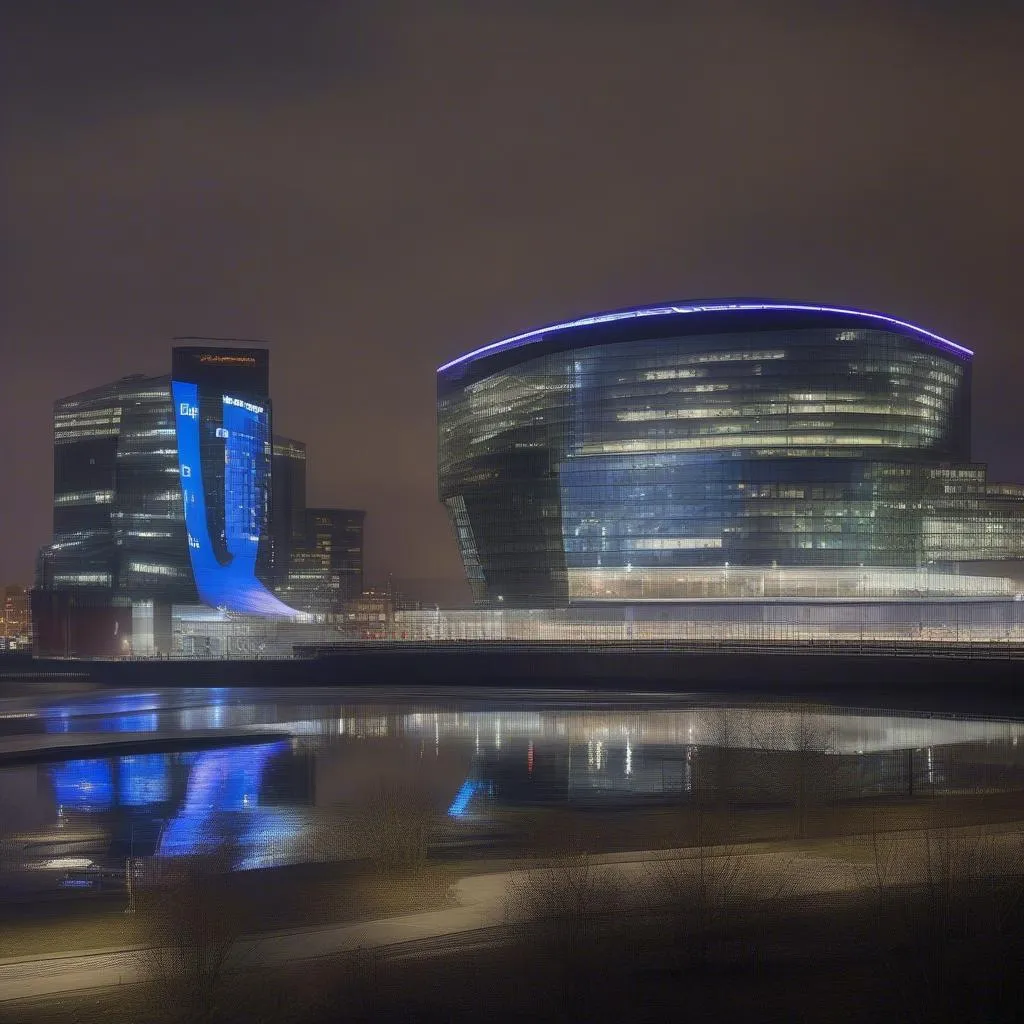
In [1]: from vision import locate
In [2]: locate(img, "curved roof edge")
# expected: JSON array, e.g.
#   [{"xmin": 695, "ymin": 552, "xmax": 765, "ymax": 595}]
[{"xmin": 437, "ymin": 301, "xmax": 972, "ymax": 375}]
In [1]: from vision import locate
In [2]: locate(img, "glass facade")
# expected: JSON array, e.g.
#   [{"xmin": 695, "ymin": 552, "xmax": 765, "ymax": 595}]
[
  {"xmin": 38, "ymin": 374, "xmax": 194, "ymax": 602},
  {"xmin": 171, "ymin": 380, "xmax": 294, "ymax": 616},
  {"xmin": 438, "ymin": 304, "xmax": 1024, "ymax": 606},
  {"xmin": 270, "ymin": 436, "xmax": 308, "ymax": 589},
  {"xmin": 36, "ymin": 348, "xmax": 304, "ymax": 654},
  {"xmin": 305, "ymin": 508, "xmax": 366, "ymax": 603},
  {"xmin": 277, "ymin": 508, "xmax": 366, "ymax": 615}
]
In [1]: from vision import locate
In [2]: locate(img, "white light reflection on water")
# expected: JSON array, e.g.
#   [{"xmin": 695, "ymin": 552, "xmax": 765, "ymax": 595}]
[{"xmin": 2, "ymin": 690, "xmax": 1024, "ymax": 879}]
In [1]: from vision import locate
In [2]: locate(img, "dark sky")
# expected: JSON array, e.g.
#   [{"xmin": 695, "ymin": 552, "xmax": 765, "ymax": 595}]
[{"xmin": 2, "ymin": 1, "xmax": 1023, "ymax": 599}]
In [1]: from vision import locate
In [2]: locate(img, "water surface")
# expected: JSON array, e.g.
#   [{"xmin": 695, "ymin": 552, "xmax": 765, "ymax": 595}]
[{"xmin": 1, "ymin": 687, "xmax": 1021, "ymax": 896}]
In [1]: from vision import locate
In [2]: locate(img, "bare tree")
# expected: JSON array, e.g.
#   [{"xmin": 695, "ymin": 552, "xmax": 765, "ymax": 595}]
[
  {"xmin": 692, "ymin": 707, "xmax": 742, "ymax": 812},
  {"xmin": 140, "ymin": 843, "xmax": 248, "ymax": 1024},
  {"xmin": 749, "ymin": 703, "xmax": 838, "ymax": 838}
]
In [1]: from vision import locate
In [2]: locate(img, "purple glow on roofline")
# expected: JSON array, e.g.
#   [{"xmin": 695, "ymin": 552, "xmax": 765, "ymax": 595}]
[{"xmin": 437, "ymin": 302, "xmax": 973, "ymax": 374}]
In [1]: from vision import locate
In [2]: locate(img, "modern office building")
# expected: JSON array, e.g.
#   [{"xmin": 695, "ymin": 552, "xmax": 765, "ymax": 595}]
[
  {"xmin": 277, "ymin": 508, "xmax": 366, "ymax": 615},
  {"xmin": 304, "ymin": 507, "xmax": 365, "ymax": 602},
  {"xmin": 438, "ymin": 300, "xmax": 1024, "ymax": 610},
  {"xmin": 270, "ymin": 435, "xmax": 308, "ymax": 589},
  {"xmin": 34, "ymin": 345, "xmax": 304, "ymax": 656}
]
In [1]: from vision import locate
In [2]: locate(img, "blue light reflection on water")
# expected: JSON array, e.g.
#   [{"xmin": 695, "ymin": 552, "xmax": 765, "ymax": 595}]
[
  {"xmin": 157, "ymin": 741, "xmax": 292, "ymax": 862},
  {"xmin": 43, "ymin": 739, "xmax": 299, "ymax": 870},
  {"xmin": 43, "ymin": 693, "xmax": 162, "ymax": 734},
  {"xmin": 48, "ymin": 713, "xmax": 160, "ymax": 734},
  {"xmin": 448, "ymin": 778, "xmax": 493, "ymax": 818},
  {"xmin": 27, "ymin": 696, "xmax": 1024, "ymax": 879},
  {"xmin": 50, "ymin": 760, "xmax": 114, "ymax": 813},
  {"xmin": 119, "ymin": 754, "xmax": 171, "ymax": 806}
]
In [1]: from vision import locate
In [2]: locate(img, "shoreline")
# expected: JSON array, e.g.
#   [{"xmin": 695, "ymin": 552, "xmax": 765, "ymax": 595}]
[{"xmin": 3, "ymin": 644, "xmax": 1023, "ymax": 717}]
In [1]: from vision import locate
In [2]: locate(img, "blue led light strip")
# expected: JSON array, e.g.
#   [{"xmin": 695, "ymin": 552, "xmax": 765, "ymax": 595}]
[{"xmin": 437, "ymin": 302, "xmax": 972, "ymax": 373}]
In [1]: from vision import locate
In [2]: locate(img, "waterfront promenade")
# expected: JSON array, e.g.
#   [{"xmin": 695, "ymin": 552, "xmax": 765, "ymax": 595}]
[{"xmin": 3, "ymin": 825, "xmax": 1023, "ymax": 1005}]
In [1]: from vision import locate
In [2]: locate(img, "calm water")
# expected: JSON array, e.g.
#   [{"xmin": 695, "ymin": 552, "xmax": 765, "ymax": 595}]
[{"xmin": 1, "ymin": 687, "xmax": 1022, "ymax": 895}]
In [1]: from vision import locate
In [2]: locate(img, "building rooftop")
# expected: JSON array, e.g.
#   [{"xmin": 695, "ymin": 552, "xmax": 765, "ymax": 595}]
[{"xmin": 438, "ymin": 299, "xmax": 972, "ymax": 377}]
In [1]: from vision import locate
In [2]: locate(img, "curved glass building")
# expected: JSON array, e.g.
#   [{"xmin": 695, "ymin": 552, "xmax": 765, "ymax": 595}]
[{"xmin": 438, "ymin": 301, "xmax": 1024, "ymax": 607}]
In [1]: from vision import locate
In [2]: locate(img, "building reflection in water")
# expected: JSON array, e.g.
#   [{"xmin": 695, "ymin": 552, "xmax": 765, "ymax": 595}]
[
  {"xmin": 33, "ymin": 739, "xmax": 303, "ymax": 876},
  {"xmin": 157, "ymin": 741, "xmax": 291, "ymax": 863},
  {"xmin": 3, "ymin": 693, "xmax": 1022, "ymax": 880},
  {"xmin": 119, "ymin": 754, "xmax": 171, "ymax": 806},
  {"xmin": 50, "ymin": 759, "xmax": 115, "ymax": 813}
]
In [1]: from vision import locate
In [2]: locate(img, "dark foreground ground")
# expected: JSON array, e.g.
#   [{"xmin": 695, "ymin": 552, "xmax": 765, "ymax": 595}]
[
  {"xmin": 4, "ymin": 784, "xmax": 1024, "ymax": 1023},
  {"xmin": 4, "ymin": 791, "xmax": 1023, "ymax": 959},
  {"xmin": 6, "ymin": 882, "xmax": 1024, "ymax": 1024}
]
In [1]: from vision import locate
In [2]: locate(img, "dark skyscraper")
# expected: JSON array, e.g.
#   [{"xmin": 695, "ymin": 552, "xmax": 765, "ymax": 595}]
[
  {"xmin": 34, "ymin": 345, "xmax": 302, "ymax": 655},
  {"xmin": 270, "ymin": 436, "xmax": 308, "ymax": 589},
  {"xmin": 279, "ymin": 508, "xmax": 366, "ymax": 616},
  {"xmin": 34, "ymin": 372, "xmax": 194, "ymax": 655},
  {"xmin": 39, "ymin": 373, "xmax": 193, "ymax": 601},
  {"xmin": 305, "ymin": 507, "xmax": 365, "ymax": 602}
]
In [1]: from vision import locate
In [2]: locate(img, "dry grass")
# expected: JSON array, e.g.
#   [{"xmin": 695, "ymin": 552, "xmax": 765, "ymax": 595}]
[
  {"xmin": 7, "ymin": 882, "xmax": 1024, "ymax": 1024},
  {"xmin": 0, "ymin": 858, "xmax": 458, "ymax": 963}
]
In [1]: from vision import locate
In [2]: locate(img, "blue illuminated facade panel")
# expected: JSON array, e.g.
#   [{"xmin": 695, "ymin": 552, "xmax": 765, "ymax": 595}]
[
  {"xmin": 438, "ymin": 303, "xmax": 1024, "ymax": 606},
  {"xmin": 172, "ymin": 380, "xmax": 296, "ymax": 617}
]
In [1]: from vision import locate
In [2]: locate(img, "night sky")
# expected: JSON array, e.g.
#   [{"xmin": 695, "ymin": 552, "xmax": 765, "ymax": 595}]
[{"xmin": 2, "ymin": 1, "xmax": 1022, "ymax": 601}]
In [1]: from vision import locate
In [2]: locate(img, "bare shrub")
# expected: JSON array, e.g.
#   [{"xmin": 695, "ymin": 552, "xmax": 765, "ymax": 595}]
[
  {"xmin": 505, "ymin": 848, "xmax": 612, "ymax": 951},
  {"xmin": 648, "ymin": 837, "xmax": 742, "ymax": 963},
  {"xmin": 139, "ymin": 844, "xmax": 247, "ymax": 1024},
  {"xmin": 871, "ymin": 818, "xmax": 1024, "ymax": 1023},
  {"xmin": 644, "ymin": 809, "xmax": 792, "ymax": 969},
  {"xmin": 504, "ymin": 841, "xmax": 622, "ymax": 1014}
]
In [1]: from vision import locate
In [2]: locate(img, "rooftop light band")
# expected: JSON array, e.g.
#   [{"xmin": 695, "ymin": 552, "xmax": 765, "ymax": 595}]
[{"xmin": 437, "ymin": 302, "xmax": 972, "ymax": 374}]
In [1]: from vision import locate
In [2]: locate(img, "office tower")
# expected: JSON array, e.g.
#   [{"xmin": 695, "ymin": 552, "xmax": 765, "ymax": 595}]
[
  {"xmin": 438, "ymin": 300, "xmax": 1024, "ymax": 606},
  {"xmin": 281, "ymin": 508, "xmax": 366, "ymax": 615},
  {"xmin": 270, "ymin": 436, "xmax": 307, "ymax": 589},
  {"xmin": 34, "ymin": 345, "xmax": 298, "ymax": 655}
]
